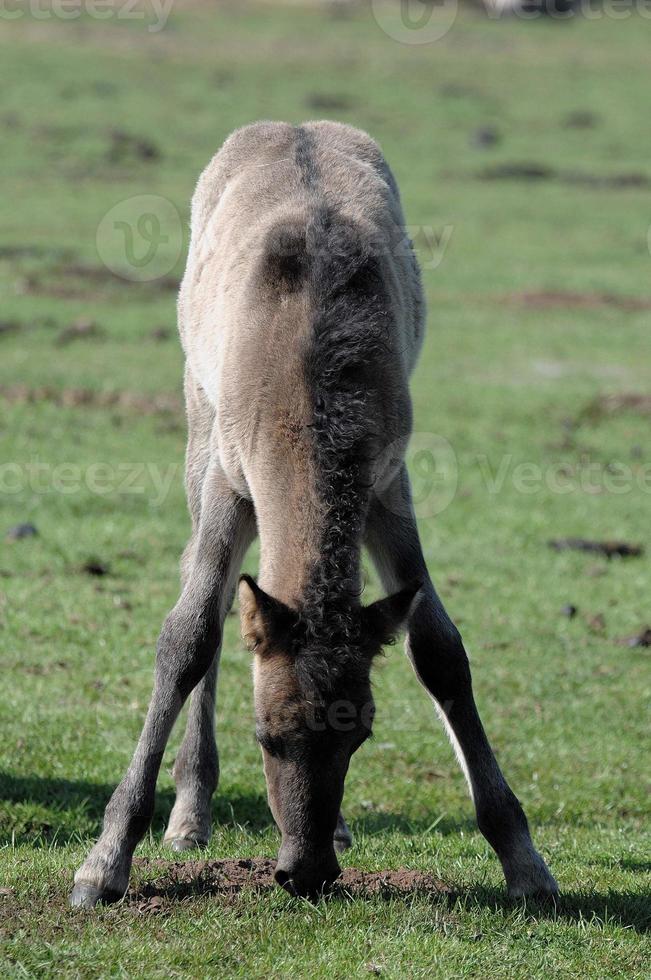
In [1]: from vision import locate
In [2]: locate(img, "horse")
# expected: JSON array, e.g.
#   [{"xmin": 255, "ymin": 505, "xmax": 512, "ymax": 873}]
[{"xmin": 71, "ymin": 121, "xmax": 557, "ymax": 905}]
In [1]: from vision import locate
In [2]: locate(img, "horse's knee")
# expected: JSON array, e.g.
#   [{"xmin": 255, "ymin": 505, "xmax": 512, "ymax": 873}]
[
  {"xmin": 102, "ymin": 769, "xmax": 159, "ymax": 843},
  {"xmin": 156, "ymin": 611, "xmax": 220, "ymax": 701},
  {"xmin": 407, "ymin": 608, "xmax": 472, "ymax": 704}
]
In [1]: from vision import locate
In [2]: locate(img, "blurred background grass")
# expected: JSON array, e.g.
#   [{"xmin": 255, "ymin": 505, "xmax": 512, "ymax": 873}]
[{"xmin": 0, "ymin": 3, "xmax": 649, "ymax": 977}]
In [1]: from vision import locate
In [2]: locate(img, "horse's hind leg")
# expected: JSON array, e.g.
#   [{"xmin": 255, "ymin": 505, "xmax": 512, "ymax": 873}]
[
  {"xmin": 163, "ymin": 371, "xmax": 229, "ymax": 852},
  {"xmin": 163, "ymin": 655, "xmax": 219, "ymax": 851},
  {"xmin": 70, "ymin": 470, "xmax": 254, "ymax": 908},
  {"xmin": 365, "ymin": 467, "xmax": 557, "ymax": 898},
  {"xmin": 164, "ymin": 566, "xmax": 244, "ymax": 851}
]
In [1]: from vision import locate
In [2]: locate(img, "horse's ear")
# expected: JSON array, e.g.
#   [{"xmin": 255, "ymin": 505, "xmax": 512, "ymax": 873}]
[
  {"xmin": 362, "ymin": 581, "xmax": 422, "ymax": 649},
  {"xmin": 238, "ymin": 575, "xmax": 297, "ymax": 653}
]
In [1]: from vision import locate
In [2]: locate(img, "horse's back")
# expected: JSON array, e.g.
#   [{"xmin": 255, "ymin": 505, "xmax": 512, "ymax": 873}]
[{"xmin": 178, "ymin": 122, "xmax": 424, "ymax": 438}]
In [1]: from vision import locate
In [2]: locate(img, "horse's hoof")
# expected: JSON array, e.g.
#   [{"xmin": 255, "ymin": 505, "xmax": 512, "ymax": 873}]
[
  {"xmin": 512, "ymin": 879, "xmax": 560, "ymax": 901},
  {"xmin": 70, "ymin": 883, "xmax": 122, "ymax": 908},
  {"xmin": 506, "ymin": 864, "xmax": 559, "ymax": 902},
  {"xmin": 169, "ymin": 836, "xmax": 205, "ymax": 853}
]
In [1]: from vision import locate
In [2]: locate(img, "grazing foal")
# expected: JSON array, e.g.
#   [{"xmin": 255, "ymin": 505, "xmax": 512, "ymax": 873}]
[{"xmin": 71, "ymin": 121, "xmax": 557, "ymax": 906}]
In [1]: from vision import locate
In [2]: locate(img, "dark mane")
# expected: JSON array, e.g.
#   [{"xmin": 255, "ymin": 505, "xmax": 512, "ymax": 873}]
[
  {"xmin": 253, "ymin": 126, "xmax": 399, "ymax": 697},
  {"xmin": 297, "ymin": 193, "xmax": 394, "ymax": 692}
]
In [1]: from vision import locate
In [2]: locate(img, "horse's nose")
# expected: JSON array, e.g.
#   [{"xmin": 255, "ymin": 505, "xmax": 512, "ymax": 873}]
[{"xmin": 274, "ymin": 845, "xmax": 340, "ymax": 898}]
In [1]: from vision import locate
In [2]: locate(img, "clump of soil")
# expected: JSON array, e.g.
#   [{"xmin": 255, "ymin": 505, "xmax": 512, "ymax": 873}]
[
  {"xmin": 304, "ymin": 93, "xmax": 354, "ymax": 112},
  {"xmin": 480, "ymin": 162, "xmax": 553, "ymax": 181},
  {"xmin": 479, "ymin": 163, "xmax": 651, "ymax": 188},
  {"xmin": 131, "ymin": 857, "xmax": 450, "ymax": 907},
  {"xmin": 548, "ymin": 538, "xmax": 644, "ymax": 560},
  {"xmin": 15, "ymin": 263, "xmax": 178, "ymax": 300},
  {"xmin": 107, "ymin": 129, "xmax": 160, "ymax": 163},
  {"xmin": 5, "ymin": 523, "xmax": 38, "ymax": 541},
  {"xmin": 507, "ymin": 291, "xmax": 651, "ymax": 313},
  {"xmin": 56, "ymin": 318, "xmax": 105, "ymax": 346},
  {"xmin": 582, "ymin": 393, "xmax": 651, "ymax": 421},
  {"xmin": 471, "ymin": 125, "xmax": 501, "ymax": 149},
  {"xmin": 563, "ymin": 110, "xmax": 600, "ymax": 129},
  {"xmin": 81, "ymin": 559, "xmax": 110, "ymax": 577},
  {"xmin": 618, "ymin": 628, "xmax": 651, "ymax": 649},
  {"xmin": 0, "ymin": 383, "xmax": 181, "ymax": 417}
]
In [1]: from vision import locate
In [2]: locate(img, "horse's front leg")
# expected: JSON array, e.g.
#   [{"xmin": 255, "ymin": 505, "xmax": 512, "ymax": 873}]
[
  {"xmin": 70, "ymin": 475, "xmax": 254, "ymax": 907},
  {"xmin": 365, "ymin": 468, "xmax": 558, "ymax": 898}
]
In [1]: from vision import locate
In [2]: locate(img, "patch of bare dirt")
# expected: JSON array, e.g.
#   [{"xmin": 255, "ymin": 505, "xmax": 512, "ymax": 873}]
[
  {"xmin": 618, "ymin": 628, "xmax": 651, "ymax": 649},
  {"xmin": 131, "ymin": 857, "xmax": 450, "ymax": 905},
  {"xmin": 0, "ymin": 244, "xmax": 75, "ymax": 261},
  {"xmin": 563, "ymin": 110, "xmax": 600, "ymax": 129},
  {"xmin": 81, "ymin": 559, "xmax": 110, "ymax": 577},
  {"xmin": 581, "ymin": 393, "xmax": 651, "ymax": 421},
  {"xmin": 305, "ymin": 92, "xmax": 354, "ymax": 111},
  {"xmin": 5, "ymin": 523, "xmax": 38, "ymax": 541},
  {"xmin": 480, "ymin": 162, "xmax": 553, "ymax": 181},
  {"xmin": 0, "ymin": 383, "xmax": 182, "ymax": 417},
  {"xmin": 548, "ymin": 538, "xmax": 644, "ymax": 559},
  {"xmin": 55, "ymin": 318, "xmax": 105, "ymax": 346},
  {"xmin": 507, "ymin": 291, "xmax": 651, "ymax": 313},
  {"xmin": 15, "ymin": 263, "xmax": 178, "ymax": 300},
  {"xmin": 479, "ymin": 163, "xmax": 650, "ymax": 188},
  {"xmin": 107, "ymin": 129, "xmax": 161, "ymax": 164}
]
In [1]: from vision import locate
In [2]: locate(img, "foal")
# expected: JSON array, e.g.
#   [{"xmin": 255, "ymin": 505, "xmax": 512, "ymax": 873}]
[{"xmin": 71, "ymin": 121, "xmax": 557, "ymax": 905}]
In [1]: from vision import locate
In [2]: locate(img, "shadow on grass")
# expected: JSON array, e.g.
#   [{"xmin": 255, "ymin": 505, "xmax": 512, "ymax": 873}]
[
  {"xmin": 129, "ymin": 863, "xmax": 651, "ymax": 935},
  {"xmin": 459, "ymin": 885, "xmax": 651, "ymax": 935},
  {"xmin": 0, "ymin": 773, "xmax": 272, "ymax": 844},
  {"xmin": 3, "ymin": 774, "xmax": 649, "ymax": 933},
  {"xmin": 0, "ymin": 772, "xmax": 480, "ymax": 844}
]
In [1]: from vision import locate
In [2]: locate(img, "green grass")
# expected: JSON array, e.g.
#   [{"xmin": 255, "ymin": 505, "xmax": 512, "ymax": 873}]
[{"xmin": 1, "ymin": 3, "xmax": 650, "ymax": 977}]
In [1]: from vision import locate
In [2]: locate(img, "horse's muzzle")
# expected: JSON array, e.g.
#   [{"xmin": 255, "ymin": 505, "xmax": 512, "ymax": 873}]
[{"xmin": 274, "ymin": 842, "xmax": 341, "ymax": 899}]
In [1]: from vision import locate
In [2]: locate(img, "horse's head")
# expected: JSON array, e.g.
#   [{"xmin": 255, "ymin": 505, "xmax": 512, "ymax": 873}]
[{"xmin": 238, "ymin": 575, "xmax": 419, "ymax": 897}]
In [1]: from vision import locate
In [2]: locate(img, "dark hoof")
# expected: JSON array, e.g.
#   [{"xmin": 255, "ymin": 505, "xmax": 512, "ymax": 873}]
[
  {"xmin": 169, "ymin": 836, "xmax": 205, "ymax": 853},
  {"xmin": 70, "ymin": 883, "xmax": 122, "ymax": 908},
  {"xmin": 532, "ymin": 887, "xmax": 560, "ymax": 906}
]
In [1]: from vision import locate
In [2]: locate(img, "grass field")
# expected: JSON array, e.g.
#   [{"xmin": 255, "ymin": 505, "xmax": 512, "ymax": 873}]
[{"xmin": 1, "ymin": 2, "xmax": 650, "ymax": 976}]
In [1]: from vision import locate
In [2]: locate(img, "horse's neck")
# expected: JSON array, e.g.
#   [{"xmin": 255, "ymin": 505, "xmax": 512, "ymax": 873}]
[{"xmin": 257, "ymin": 502, "xmax": 363, "ymax": 611}]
